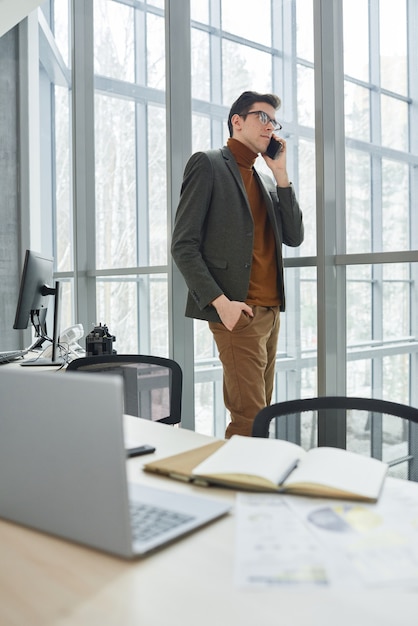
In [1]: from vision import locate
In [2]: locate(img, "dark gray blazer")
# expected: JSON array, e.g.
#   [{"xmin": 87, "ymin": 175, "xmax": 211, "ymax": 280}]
[{"xmin": 171, "ymin": 146, "xmax": 304, "ymax": 322}]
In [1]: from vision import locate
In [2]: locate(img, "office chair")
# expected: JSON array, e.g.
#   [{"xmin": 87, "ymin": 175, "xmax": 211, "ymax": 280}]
[
  {"xmin": 66, "ymin": 354, "xmax": 182, "ymax": 425},
  {"xmin": 252, "ymin": 396, "xmax": 418, "ymax": 480}
]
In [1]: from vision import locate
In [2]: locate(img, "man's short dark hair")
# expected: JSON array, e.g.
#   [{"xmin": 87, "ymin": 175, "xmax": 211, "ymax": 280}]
[{"xmin": 227, "ymin": 91, "xmax": 281, "ymax": 137}]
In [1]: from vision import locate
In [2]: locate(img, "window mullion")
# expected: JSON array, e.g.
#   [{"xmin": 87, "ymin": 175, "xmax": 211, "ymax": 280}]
[{"xmin": 314, "ymin": 0, "xmax": 347, "ymax": 446}]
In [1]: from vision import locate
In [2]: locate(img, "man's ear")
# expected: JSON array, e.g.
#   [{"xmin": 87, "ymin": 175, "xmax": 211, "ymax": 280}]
[{"xmin": 230, "ymin": 113, "xmax": 243, "ymax": 135}]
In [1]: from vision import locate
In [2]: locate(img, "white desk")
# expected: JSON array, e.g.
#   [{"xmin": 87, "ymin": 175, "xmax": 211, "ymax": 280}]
[{"xmin": 1, "ymin": 417, "xmax": 418, "ymax": 626}]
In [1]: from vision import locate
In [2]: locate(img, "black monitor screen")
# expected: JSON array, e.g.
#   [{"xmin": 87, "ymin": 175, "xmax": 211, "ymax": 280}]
[{"xmin": 13, "ymin": 250, "xmax": 54, "ymax": 334}]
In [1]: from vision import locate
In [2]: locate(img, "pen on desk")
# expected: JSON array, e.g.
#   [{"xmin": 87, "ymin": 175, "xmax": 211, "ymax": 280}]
[{"xmin": 277, "ymin": 459, "xmax": 299, "ymax": 489}]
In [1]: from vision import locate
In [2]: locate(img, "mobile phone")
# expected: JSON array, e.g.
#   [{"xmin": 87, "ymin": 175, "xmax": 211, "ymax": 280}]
[
  {"xmin": 126, "ymin": 444, "xmax": 156, "ymax": 458},
  {"xmin": 265, "ymin": 137, "xmax": 283, "ymax": 159}
]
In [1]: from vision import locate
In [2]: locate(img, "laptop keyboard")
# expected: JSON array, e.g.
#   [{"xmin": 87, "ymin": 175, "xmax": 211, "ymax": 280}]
[{"xmin": 130, "ymin": 501, "xmax": 196, "ymax": 543}]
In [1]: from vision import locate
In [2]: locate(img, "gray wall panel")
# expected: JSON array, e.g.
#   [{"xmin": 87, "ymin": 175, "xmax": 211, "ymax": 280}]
[{"xmin": 0, "ymin": 27, "xmax": 20, "ymax": 349}]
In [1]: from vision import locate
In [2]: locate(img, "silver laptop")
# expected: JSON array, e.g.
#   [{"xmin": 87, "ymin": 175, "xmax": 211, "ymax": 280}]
[{"xmin": 0, "ymin": 368, "xmax": 230, "ymax": 559}]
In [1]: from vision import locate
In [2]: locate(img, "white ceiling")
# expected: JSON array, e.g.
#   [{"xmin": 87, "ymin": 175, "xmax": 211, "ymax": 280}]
[{"xmin": 0, "ymin": 0, "xmax": 43, "ymax": 38}]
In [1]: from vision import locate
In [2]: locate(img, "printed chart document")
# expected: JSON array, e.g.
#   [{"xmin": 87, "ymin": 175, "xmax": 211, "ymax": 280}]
[
  {"xmin": 234, "ymin": 493, "xmax": 328, "ymax": 588},
  {"xmin": 287, "ymin": 478, "xmax": 418, "ymax": 588},
  {"xmin": 145, "ymin": 435, "xmax": 388, "ymax": 502},
  {"xmin": 235, "ymin": 478, "xmax": 418, "ymax": 589}
]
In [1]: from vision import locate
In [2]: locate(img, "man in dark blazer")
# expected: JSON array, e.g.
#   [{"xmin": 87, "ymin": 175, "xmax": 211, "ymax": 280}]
[{"xmin": 171, "ymin": 91, "xmax": 304, "ymax": 438}]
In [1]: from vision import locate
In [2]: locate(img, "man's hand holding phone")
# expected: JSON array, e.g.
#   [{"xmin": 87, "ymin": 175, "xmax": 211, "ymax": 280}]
[{"xmin": 263, "ymin": 136, "xmax": 290, "ymax": 187}]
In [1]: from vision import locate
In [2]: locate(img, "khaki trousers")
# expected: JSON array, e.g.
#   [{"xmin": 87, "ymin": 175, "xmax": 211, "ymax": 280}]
[{"xmin": 209, "ymin": 305, "xmax": 280, "ymax": 438}]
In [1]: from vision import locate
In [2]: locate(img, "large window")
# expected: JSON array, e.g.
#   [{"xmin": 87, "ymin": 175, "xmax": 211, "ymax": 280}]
[
  {"xmin": 342, "ymin": 0, "xmax": 418, "ymax": 468},
  {"xmin": 33, "ymin": 0, "xmax": 418, "ymax": 466},
  {"xmin": 93, "ymin": 0, "xmax": 168, "ymax": 354}
]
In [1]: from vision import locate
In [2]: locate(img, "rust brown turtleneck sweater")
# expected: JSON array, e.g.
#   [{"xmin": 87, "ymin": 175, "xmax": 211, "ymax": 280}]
[{"xmin": 227, "ymin": 137, "xmax": 280, "ymax": 306}]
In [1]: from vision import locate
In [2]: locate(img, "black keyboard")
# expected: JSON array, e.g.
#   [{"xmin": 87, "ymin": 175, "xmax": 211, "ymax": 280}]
[{"xmin": 0, "ymin": 350, "xmax": 28, "ymax": 364}]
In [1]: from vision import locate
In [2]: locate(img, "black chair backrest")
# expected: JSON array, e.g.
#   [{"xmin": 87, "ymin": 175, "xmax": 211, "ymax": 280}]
[
  {"xmin": 252, "ymin": 396, "xmax": 418, "ymax": 438},
  {"xmin": 67, "ymin": 354, "xmax": 182, "ymax": 425}
]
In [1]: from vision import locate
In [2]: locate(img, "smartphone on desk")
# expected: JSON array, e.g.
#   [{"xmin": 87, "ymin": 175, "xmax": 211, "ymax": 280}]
[
  {"xmin": 126, "ymin": 444, "xmax": 156, "ymax": 458},
  {"xmin": 265, "ymin": 137, "xmax": 283, "ymax": 159}
]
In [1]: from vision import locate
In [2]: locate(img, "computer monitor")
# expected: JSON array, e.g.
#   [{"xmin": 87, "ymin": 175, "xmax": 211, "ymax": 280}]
[{"xmin": 13, "ymin": 250, "xmax": 62, "ymax": 365}]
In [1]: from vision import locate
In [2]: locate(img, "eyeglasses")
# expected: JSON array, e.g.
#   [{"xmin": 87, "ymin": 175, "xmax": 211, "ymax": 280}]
[{"xmin": 240, "ymin": 110, "xmax": 282, "ymax": 131}]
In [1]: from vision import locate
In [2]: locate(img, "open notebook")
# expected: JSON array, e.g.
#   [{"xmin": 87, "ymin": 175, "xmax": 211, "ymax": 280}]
[{"xmin": 0, "ymin": 368, "xmax": 230, "ymax": 558}]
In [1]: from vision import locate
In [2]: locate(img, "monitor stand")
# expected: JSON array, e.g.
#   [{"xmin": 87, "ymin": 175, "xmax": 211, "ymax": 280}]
[{"xmin": 20, "ymin": 280, "xmax": 63, "ymax": 367}]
